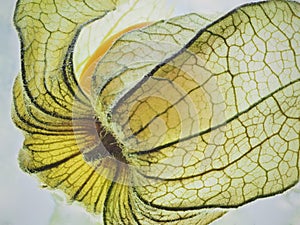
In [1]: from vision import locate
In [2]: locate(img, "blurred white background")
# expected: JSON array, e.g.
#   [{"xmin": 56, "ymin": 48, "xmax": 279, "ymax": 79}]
[{"xmin": 0, "ymin": 0, "xmax": 299, "ymax": 224}]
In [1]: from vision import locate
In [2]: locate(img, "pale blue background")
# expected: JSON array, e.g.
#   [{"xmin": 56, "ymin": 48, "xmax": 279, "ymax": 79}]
[{"xmin": 0, "ymin": 0, "xmax": 299, "ymax": 224}]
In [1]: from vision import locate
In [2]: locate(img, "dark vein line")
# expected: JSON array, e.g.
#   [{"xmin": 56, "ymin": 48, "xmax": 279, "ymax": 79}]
[
  {"xmin": 130, "ymin": 78, "xmax": 300, "ymax": 156},
  {"xmin": 27, "ymin": 152, "xmax": 81, "ymax": 173}
]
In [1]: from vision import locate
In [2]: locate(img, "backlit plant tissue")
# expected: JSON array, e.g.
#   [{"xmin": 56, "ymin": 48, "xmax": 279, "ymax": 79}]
[{"xmin": 12, "ymin": 0, "xmax": 299, "ymax": 224}]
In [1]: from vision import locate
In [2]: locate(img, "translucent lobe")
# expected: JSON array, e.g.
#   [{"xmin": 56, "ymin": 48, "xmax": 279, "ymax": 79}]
[
  {"xmin": 14, "ymin": 0, "xmax": 118, "ymax": 119},
  {"xmin": 114, "ymin": 0, "xmax": 299, "ymax": 209}
]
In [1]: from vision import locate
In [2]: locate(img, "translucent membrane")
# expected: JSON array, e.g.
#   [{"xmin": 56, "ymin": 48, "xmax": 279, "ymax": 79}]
[{"xmin": 79, "ymin": 22, "xmax": 152, "ymax": 95}]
